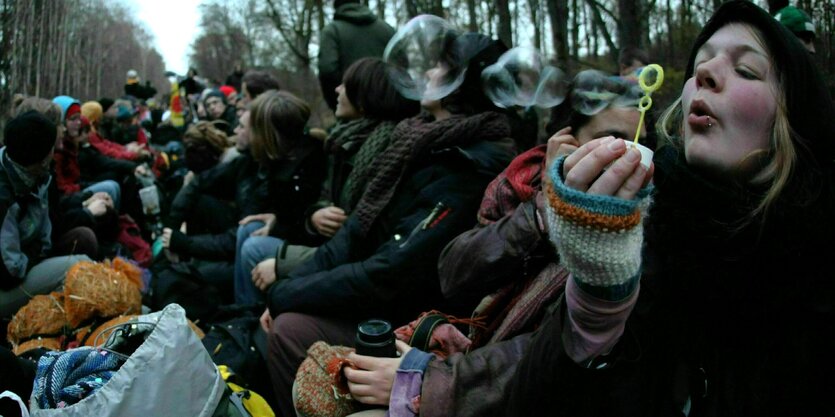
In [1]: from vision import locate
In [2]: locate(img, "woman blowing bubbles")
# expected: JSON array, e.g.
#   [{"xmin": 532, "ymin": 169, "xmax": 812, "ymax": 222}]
[{"xmin": 505, "ymin": 1, "xmax": 835, "ymax": 416}]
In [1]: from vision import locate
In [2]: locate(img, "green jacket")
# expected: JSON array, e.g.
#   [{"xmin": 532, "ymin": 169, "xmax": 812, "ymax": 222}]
[{"xmin": 317, "ymin": 3, "xmax": 394, "ymax": 109}]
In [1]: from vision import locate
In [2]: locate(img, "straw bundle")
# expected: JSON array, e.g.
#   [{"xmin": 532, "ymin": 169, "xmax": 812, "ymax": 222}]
[
  {"xmin": 13, "ymin": 337, "xmax": 62, "ymax": 356},
  {"xmin": 110, "ymin": 257, "xmax": 144, "ymax": 291},
  {"xmin": 64, "ymin": 261, "xmax": 142, "ymax": 328},
  {"xmin": 6, "ymin": 292, "xmax": 68, "ymax": 345}
]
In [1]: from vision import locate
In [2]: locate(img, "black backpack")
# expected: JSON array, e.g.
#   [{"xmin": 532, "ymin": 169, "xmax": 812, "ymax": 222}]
[{"xmin": 202, "ymin": 312, "xmax": 275, "ymax": 410}]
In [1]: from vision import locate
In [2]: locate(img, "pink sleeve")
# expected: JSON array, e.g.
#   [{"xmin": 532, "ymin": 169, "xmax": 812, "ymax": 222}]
[{"xmin": 562, "ymin": 275, "xmax": 640, "ymax": 363}]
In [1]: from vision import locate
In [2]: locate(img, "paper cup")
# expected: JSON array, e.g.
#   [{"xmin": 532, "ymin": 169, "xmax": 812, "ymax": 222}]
[
  {"xmin": 139, "ymin": 185, "xmax": 161, "ymax": 216},
  {"xmin": 619, "ymin": 139, "xmax": 653, "ymax": 169}
]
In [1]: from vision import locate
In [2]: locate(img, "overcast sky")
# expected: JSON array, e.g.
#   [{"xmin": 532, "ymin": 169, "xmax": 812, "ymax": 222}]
[{"xmin": 126, "ymin": 0, "xmax": 203, "ymax": 76}]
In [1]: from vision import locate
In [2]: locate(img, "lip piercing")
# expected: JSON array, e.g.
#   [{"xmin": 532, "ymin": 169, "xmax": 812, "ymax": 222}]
[{"xmin": 706, "ymin": 116, "xmax": 713, "ymax": 128}]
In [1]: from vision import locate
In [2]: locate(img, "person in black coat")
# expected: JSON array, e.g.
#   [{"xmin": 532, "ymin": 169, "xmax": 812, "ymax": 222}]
[
  {"xmin": 505, "ymin": 2, "xmax": 835, "ymax": 416},
  {"xmin": 231, "ymin": 91, "xmax": 327, "ymax": 307},
  {"xmin": 260, "ymin": 31, "xmax": 516, "ymax": 417}
]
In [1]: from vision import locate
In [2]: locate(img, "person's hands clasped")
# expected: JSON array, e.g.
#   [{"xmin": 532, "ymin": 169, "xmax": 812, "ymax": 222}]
[
  {"xmin": 251, "ymin": 258, "xmax": 277, "ymax": 291},
  {"xmin": 311, "ymin": 206, "xmax": 347, "ymax": 237},
  {"xmin": 83, "ymin": 192, "xmax": 113, "ymax": 217},
  {"xmin": 240, "ymin": 213, "xmax": 277, "ymax": 237},
  {"xmin": 563, "ymin": 136, "xmax": 653, "ymax": 200},
  {"xmin": 345, "ymin": 340, "xmax": 412, "ymax": 406}
]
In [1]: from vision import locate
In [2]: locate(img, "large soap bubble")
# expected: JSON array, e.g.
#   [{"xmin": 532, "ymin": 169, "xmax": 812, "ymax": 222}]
[
  {"xmin": 481, "ymin": 47, "xmax": 567, "ymax": 109},
  {"xmin": 571, "ymin": 70, "xmax": 642, "ymax": 116},
  {"xmin": 383, "ymin": 15, "xmax": 465, "ymax": 102}
]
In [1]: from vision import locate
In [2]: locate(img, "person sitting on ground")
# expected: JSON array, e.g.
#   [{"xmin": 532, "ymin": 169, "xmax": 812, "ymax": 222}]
[
  {"xmin": 262, "ymin": 30, "xmax": 516, "ymax": 417},
  {"xmin": 505, "ymin": 2, "xmax": 835, "ymax": 415},
  {"xmin": 158, "ymin": 113, "xmax": 261, "ymax": 300},
  {"xmin": 239, "ymin": 57, "xmax": 420, "ymax": 288},
  {"xmin": 81, "ymin": 101, "xmax": 151, "ymax": 162},
  {"xmin": 231, "ymin": 91, "xmax": 327, "ymax": 307},
  {"xmin": 203, "ymin": 90, "xmax": 238, "ymax": 136},
  {"xmin": 339, "ymin": 70, "xmax": 652, "ymax": 417},
  {"xmin": 774, "ymin": 4, "xmax": 817, "ymax": 54},
  {"xmin": 0, "ymin": 112, "xmax": 91, "ymax": 318}
]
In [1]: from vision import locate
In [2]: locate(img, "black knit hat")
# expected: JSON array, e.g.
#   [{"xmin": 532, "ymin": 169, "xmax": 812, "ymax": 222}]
[
  {"xmin": 4, "ymin": 111, "xmax": 57, "ymax": 166},
  {"xmin": 442, "ymin": 33, "xmax": 508, "ymax": 115},
  {"xmin": 686, "ymin": 0, "xmax": 835, "ymax": 167}
]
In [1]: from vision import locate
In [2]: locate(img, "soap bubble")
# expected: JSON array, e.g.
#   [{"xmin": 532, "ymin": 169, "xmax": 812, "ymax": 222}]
[
  {"xmin": 571, "ymin": 70, "xmax": 642, "ymax": 116},
  {"xmin": 384, "ymin": 15, "xmax": 465, "ymax": 102},
  {"xmin": 481, "ymin": 47, "xmax": 567, "ymax": 109}
]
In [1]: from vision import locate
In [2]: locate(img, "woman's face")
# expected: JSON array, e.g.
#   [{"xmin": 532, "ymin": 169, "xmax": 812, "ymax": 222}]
[
  {"xmin": 335, "ymin": 84, "xmax": 361, "ymax": 120},
  {"xmin": 682, "ymin": 23, "xmax": 778, "ymax": 176},
  {"xmin": 421, "ymin": 63, "xmax": 450, "ymax": 113},
  {"xmin": 235, "ymin": 110, "xmax": 251, "ymax": 151},
  {"xmin": 66, "ymin": 113, "xmax": 81, "ymax": 138},
  {"xmin": 576, "ymin": 106, "xmax": 644, "ymax": 145}
]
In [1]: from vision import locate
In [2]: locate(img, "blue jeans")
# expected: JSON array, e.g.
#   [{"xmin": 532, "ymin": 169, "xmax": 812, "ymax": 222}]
[
  {"xmin": 84, "ymin": 180, "xmax": 121, "ymax": 210},
  {"xmin": 234, "ymin": 221, "xmax": 283, "ymax": 304}
]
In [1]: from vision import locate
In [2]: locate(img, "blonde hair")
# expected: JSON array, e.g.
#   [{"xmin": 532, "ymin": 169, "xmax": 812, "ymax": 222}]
[
  {"xmin": 14, "ymin": 97, "xmax": 62, "ymax": 126},
  {"xmin": 249, "ymin": 90, "xmax": 311, "ymax": 163},
  {"xmin": 657, "ymin": 79, "xmax": 794, "ymax": 223}
]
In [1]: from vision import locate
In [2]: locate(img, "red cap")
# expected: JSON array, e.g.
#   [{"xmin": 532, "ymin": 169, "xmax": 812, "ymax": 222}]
[
  {"xmin": 219, "ymin": 85, "xmax": 237, "ymax": 98},
  {"xmin": 66, "ymin": 103, "xmax": 81, "ymax": 120}
]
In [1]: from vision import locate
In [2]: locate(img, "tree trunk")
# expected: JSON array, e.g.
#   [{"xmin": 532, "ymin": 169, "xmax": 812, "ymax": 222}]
[
  {"xmin": 466, "ymin": 0, "xmax": 478, "ymax": 31},
  {"xmin": 496, "ymin": 0, "xmax": 513, "ymax": 47},
  {"xmin": 618, "ymin": 0, "xmax": 641, "ymax": 50},
  {"xmin": 546, "ymin": 0, "xmax": 569, "ymax": 68}
]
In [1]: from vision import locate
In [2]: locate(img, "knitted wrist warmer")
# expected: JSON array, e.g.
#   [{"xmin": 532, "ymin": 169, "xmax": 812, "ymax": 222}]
[{"xmin": 544, "ymin": 156, "xmax": 652, "ymax": 301}]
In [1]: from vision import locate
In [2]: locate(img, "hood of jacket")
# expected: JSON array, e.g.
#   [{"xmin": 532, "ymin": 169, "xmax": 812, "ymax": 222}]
[{"xmin": 334, "ymin": 3, "xmax": 378, "ymax": 25}]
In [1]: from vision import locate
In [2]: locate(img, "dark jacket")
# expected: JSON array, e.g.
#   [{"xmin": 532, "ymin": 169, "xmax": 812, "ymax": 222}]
[
  {"xmin": 166, "ymin": 152, "xmax": 260, "ymax": 260},
  {"xmin": 419, "ymin": 145, "xmax": 565, "ymax": 417},
  {"xmin": 77, "ymin": 143, "xmax": 138, "ymax": 186},
  {"xmin": 255, "ymin": 137, "xmax": 327, "ymax": 246},
  {"xmin": 0, "ymin": 149, "xmax": 51, "ymax": 290},
  {"xmin": 266, "ymin": 138, "xmax": 516, "ymax": 325},
  {"xmin": 504, "ymin": 147, "xmax": 835, "ymax": 417},
  {"xmin": 318, "ymin": 3, "xmax": 395, "ymax": 109}
]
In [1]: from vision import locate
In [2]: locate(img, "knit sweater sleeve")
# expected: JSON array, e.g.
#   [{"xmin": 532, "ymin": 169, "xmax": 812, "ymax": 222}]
[{"xmin": 544, "ymin": 155, "xmax": 651, "ymax": 363}]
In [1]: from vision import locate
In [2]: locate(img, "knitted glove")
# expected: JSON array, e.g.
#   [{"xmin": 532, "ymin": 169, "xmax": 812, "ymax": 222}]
[{"xmin": 544, "ymin": 156, "xmax": 652, "ymax": 301}]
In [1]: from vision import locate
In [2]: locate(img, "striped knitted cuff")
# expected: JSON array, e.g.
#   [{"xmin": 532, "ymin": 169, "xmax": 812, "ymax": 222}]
[{"xmin": 545, "ymin": 156, "xmax": 652, "ymax": 300}]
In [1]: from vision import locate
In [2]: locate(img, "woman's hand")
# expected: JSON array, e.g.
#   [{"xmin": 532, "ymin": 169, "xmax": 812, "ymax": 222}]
[
  {"xmin": 545, "ymin": 127, "xmax": 581, "ymax": 171},
  {"xmin": 310, "ymin": 206, "xmax": 347, "ymax": 237},
  {"xmin": 345, "ymin": 341, "xmax": 412, "ymax": 406},
  {"xmin": 239, "ymin": 213, "xmax": 277, "ymax": 237},
  {"xmin": 252, "ymin": 258, "xmax": 277, "ymax": 291},
  {"xmin": 563, "ymin": 136, "xmax": 653, "ymax": 200},
  {"xmin": 260, "ymin": 308, "xmax": 272, "ymax": 333}
]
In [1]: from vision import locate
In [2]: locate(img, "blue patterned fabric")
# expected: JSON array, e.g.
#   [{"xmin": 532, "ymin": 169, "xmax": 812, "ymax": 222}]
[{"xmin": 33, "ymin": 347, "xmax": 124, "ymax": 409}]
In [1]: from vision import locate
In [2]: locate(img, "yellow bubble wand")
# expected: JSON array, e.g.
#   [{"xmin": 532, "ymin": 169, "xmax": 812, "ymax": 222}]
[{"xmin": 633, "ymin": 64, "xmax": 664, "ymax": 145}]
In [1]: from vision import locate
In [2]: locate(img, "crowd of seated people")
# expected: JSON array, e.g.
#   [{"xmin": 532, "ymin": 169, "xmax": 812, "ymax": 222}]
[{"xmin": 0, "ymin": 2, "xmax": 833, "ymax": 416}]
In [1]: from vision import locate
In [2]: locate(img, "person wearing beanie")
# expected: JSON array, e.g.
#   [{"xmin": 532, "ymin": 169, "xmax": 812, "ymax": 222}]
[
  {"xmin": 260, "ymin": 27, "xmax": 516, "ymax": 417},
  {"xmin": 318, "ymin": 0, "xmax": 395, "ymax": 110},
  {"xmin": 81, "ymin": 101, "xmax": 148, "ymax": 162},
  {"xmin": 774, "ymin": 4, "xmax": 816, "ymax": 53},
  {"xmin": 503, "ymin": 1, "xmax": 835, "ymax": 415},
  {"xmin": 0, "ymin": 111, "xmax": 91, "ymax": 318},
  {"xmin": 203, "ymin": 89, "xmax": 238, "ymax": 135}
]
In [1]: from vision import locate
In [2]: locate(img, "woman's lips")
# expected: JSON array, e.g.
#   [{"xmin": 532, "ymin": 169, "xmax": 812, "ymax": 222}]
[{"xmin": 688, "ymin": 113, "xmax": 713, "ymax": 130}]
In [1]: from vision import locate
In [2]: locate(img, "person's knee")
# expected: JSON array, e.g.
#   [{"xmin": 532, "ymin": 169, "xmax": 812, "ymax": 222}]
[
  {"xmin": 241, "ymin": 236, "xmax": 273, "ymax": 266},
  {"xmin": 269, "ymin": 312, "xmax": 314, "ymax": 355}
]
